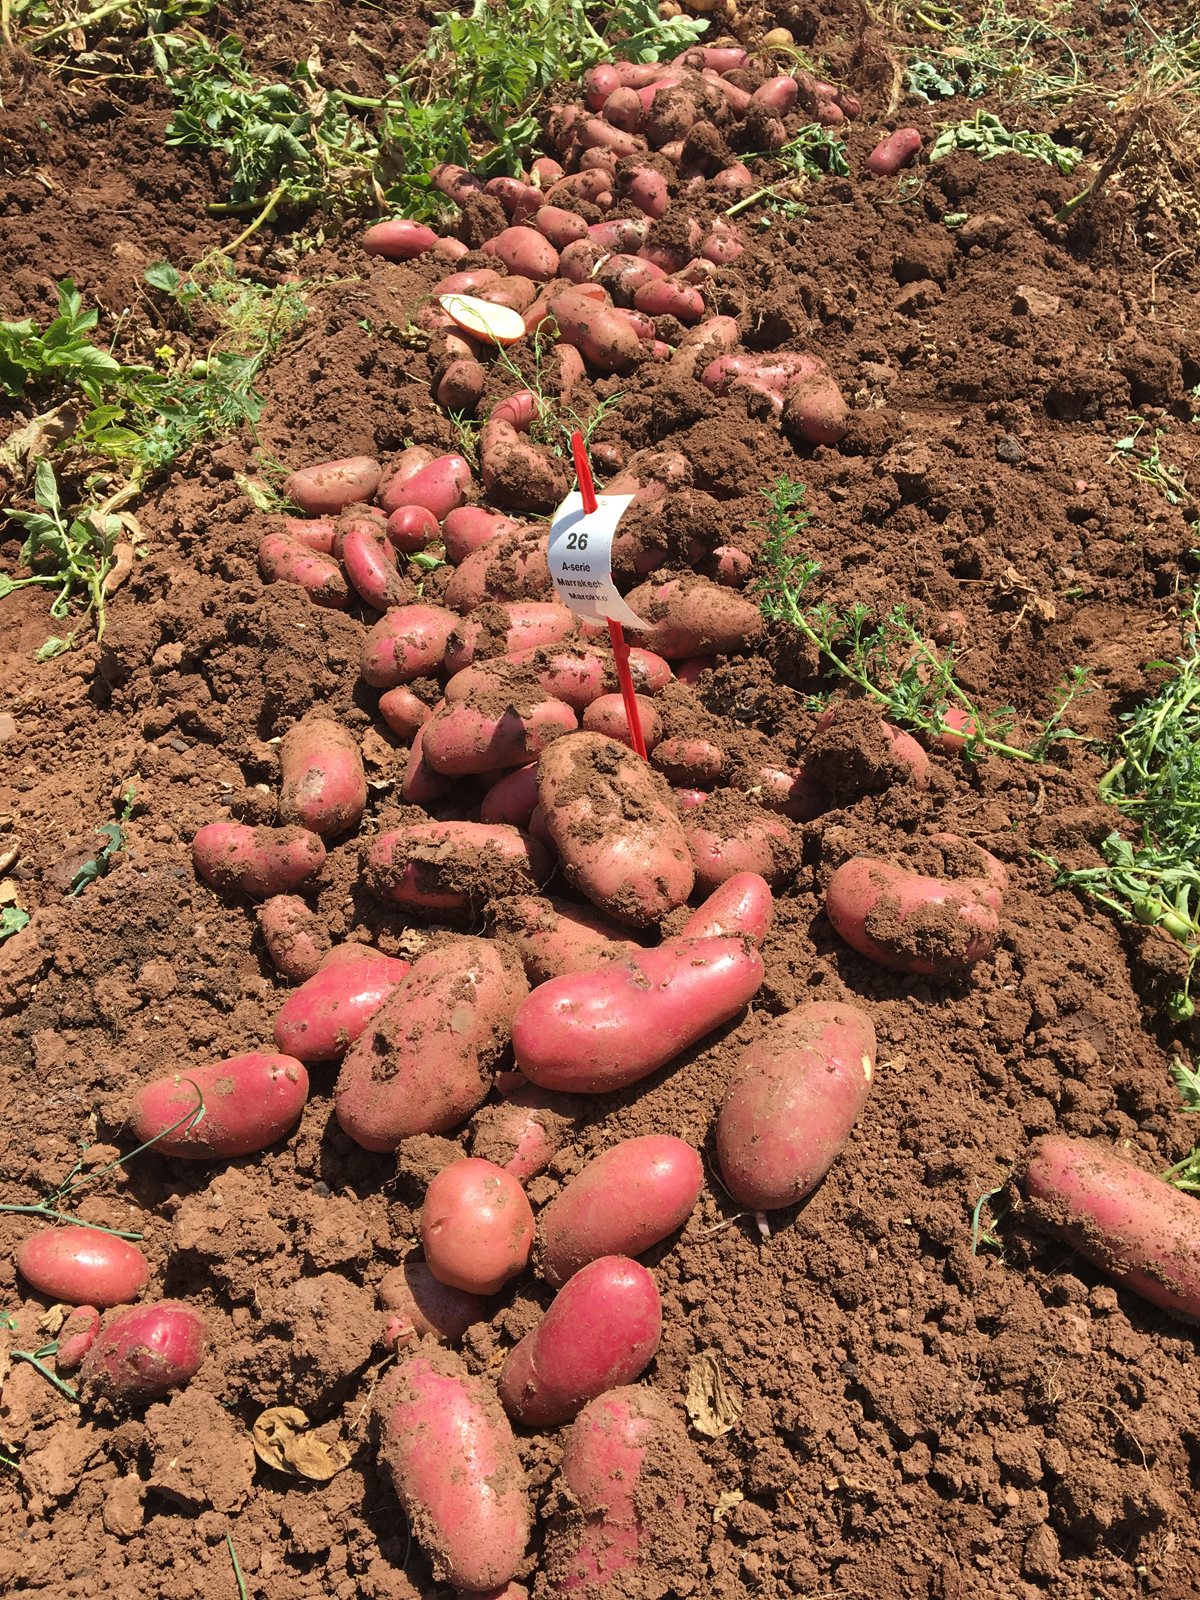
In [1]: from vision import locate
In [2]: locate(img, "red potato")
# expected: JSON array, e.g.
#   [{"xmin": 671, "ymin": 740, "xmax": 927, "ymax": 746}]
[
  {"xmin": 546, "ymin": 103, "xmax": 583, "ymax": 152},
  {"xmin": 683, "ymin": 799, "xmax": 796, "ymax": 893},
  {"xmin": 581, "ymin": 692, "xmax": 661, "ymax": 752},
  {"xmin": 360, "ymin": 604, "xmax": 460, "ymax": 688},
  {"xmin": 469, "ymin": 1085, "xmax": 582, "ymax": 1182},
  {"xmin": 545, "ymin": 170, "xmax": 612, "ymax": 207},
  {"xmin": 378, "ymin": 685, "xmax": 436, "ymax": 741},
  {"xmin": 489, "ymin": 894, "xmax": 641, "ymax": 984},
  {"xmin": 680, "ymin": 872, "xmax": 774, "ymax": 947},
  {"xmin": 284, "ymin": 455, "xmax": 380, "ymax": 516},
  {"xmin": 733, "ymin": 762, "xmax": 829, "ymax": 821},
  {"xmin": 273, "ymin": 944, "xmax": 411, "ymax": 1063},
  {"xmin": 434, "ymin": 237, "xmax": 470, "ymax": 263},
  {"xmin": 378, "ymin": 1261, "xmax": 486, "ymax": 1346},
  {"xmin": 331, "ymin": 502, "xmax": 386, "ymax": 553},
  {"xmin": 531, "ymin": 156, "xmax": 564, "ymax": 186},
  {"xmin": 486, "ymin": 175, "xmax": 534, "ymax": 215},
  {"xmin": 674, "ymin": 787, "xmax": 707, "ymax": 809},
  {"xmin": 442, "ymin": 507, "xmax": 522, "ymax": 565},
  {"xmin": 644, "ymin": 86, "xmax": 697, "ymax": 147},
  {"xmin": 16, "ymin": 1227, "xmax": 148, "ymax": 1310},
  {"xmin": 528, "ymin": 801, "xmax": 555, "ymax": 855},
  {"xmin": 700, "ymin": 350, "xmax": 827, "ymax": 408},
  {"xmin": 623, "ymin": 167, "xmax": 669, "ymax": 219},
  {"xmin": 866, "ymin": 127, "xmax": 923, "ymax": 176},
  {"xmin": 624, "ymin": 575, "xmax": 766, "ymax": 659},
  {"xmin": 436, "ymin": 358, "xmax": 486, "ymax": 413},
  {"xmin": 380, "ymin": 453, "xmax": 472, "ymax": 520},
  {"xmin": 559, "ymin": 238, "xmax": 609, "ymax": 283},
  {"xmin": 513, "ymin": 935, "xmax": 763, "ymax": 1092},
  {"xmin": 1017, "ymin": 1136, "xmax": 1200, "ymax": 1321},
  {"xmin": 673, "ymin": 658, "xmax": 707, "ymax": 686},
  {"xmin": 534, "ymin": 205, "xmax": 589, "ymax": 249},
  {"xmin": 445, "ymin": 599, "xmax": 577, "ymax": 672},
  {"xmin": 708, "ymin": 77, "xmax": 752, "ymax": 115},
  {"xmin": 539, "ymin": 1137, "xmax": 703, "ymax": 1287},
  {"xmin": 620, "ymin": 61, "xmax": 677, "ymax": 87},
  {"xmin": 653, "ymin": 740, "xmax": 724, "ymax": 792},
  {"xmin": 481, "ymin": 419, "xmax": 572, "ymax": 512},
  {"xmin": 478, "ymin": 275, "xmax": 539, "ymax": 315},
  {"xmin": 376, "ymin": 1350, "xmax": 530, "ymax": 1592},
  {"xmin": 545, "ymin": 1387, "xmax": 704, "ymax": 1594},
  {"xmin": 931, "ymin": 707, "xmax": 978, "ymax": 754},
  {"xmin": 633, "ymin": 279, "xmax": 704, "ymax": 321},
  {"xmin": 279, "ymin": 719, "xmax": 366, "ymax": 839},
  {"xmin": 585, "ymin": 63, "xmax": 620, "ymax": 110},
  {"xmin": 549, "ymin": 341, "xmax": 587, "ymax": 398},
  {"xmin": 481, "ymin": 764, "xmax": 539, "ymax": 829},
  {"xmin": 710, "ymin": 162, "xmax": 754, "ymax": 192},
  {"xmin": 710, "ymin": 545, "xmax": 752, "ymax": 587},
  {"xmin": 387, "ymin": 503, "xmax": 440, "ymax": 555},
  {"xmin": 675, "ymin": 44, "xmax": 746, "ymax": 69},
  {"xmin": 504, "ymin": 644, "xmax": 671, "ymax": 709},
  {"xmin": 498, "ymin": 1256, "xmax": 662, "ymax": 1426},
  {"xmin": 128, "ymin": 1052, "xmax": 308, "ymax": 1159},
  {"xmin": 79, "ymin": 1302, "xmax": 209, "ymax": 1406},
  {"xmin": 257, "ymin": 894, "xmax": 330, "ymax": 981},
  {"xmin": 378, "ymin": 443, "xmax": 436, "ymax": 505},
  {"xmin": 366, "ymin": 822, "xmax": 551, "ymax": 914},
  {"xmin": 783, "ymin": 375, "xmax": 849, "ymax": 445},
  {"xmin": 431, "ymin": 163, "xmax": 485, "ymax": 202},
  {"xmin": 362, "ymin": 219, "xmax": 438, "ymax": 260},
  {"xmin": 589, "ymin": 218, "xmax": 649, "ymax": 252},
  {"xmin": 825, "ymin": 837, "xmax": 1009, "ymax": 976},
  {"xmin": 548, "ymin": 289, "xmax": 641, "ymax": 374},
  {"xmin": 55, "ymin": 1306, "xmax": 100, "ymax": 1372},
  {"xmin": 670, "ymin": 313, "xmax": 739, "ymax": 379},
  {"xmin": 192, "ymin": 822, "xmax": 325, "ymax": 899},
  {"xmin": 336, "ymin": 939, "xmax": 529, "ymax": 1150},
  {"xmin": 604, "ymin": 447, "xmax": 691, "ymax": 507},
  {"xmin": 811, "ymin": 706, "xmax": 930, "ymax": 790},
  {"xmin": 422, "ymin": 1158, "xmax": 535, "ymax": 1293},
  {"xmin": 716, "ymin": 1001, "xmax": 876, "ymax": 1211},
  {"xmin": 700, "ymin": 220, "xmax": 744, "ymax": 265},
  {"xmin": 597, "ymin": 253, "xmax": 666, "ymax": 305},
  {"xmin": 752, "ymin": 74, "xmax": 799, "ymax": 114},
  {"xmin": 603, "ymin": 85, "xmax": 645, "ymax": 133},
  {"xmin": 816, "ymin": 100, "xmax": 844, "ymax": 126},
  {"xmin": 536, "ymin": 732, "xmax": 693, "ymax": 927},
  {"xmin": 578, "ymin": 118, "xmax": 642, "ymax": 157},
  {"xmin": 432, "ymin": 269, "xmax": 502, "ymax": 297},
  {"xmin": 279, "ymin": 514, "xmax": 336, "ymax": 554},
  {"xmin": 402, "ymin": 722, "xmax": 456, "ymax": 807},
  {"xmin": 258, "ymin": 532, "xmax": 349, "ymax": 610},
  {"xmin": 421, "ymin": 692, "xmax": 579, "ymax": 777}
]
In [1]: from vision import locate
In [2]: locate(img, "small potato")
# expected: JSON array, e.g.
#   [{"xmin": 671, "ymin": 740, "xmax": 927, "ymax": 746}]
[
  {"xmin": 422, "ymin": 1157, "xmax": 535, "ymax": 1293},
  {"xmin": 336, "ymin": 940, "xmax": 529, "ymax": 1151},
  {"xmin": 585, "ymin": 63, "xmax": 620, "ymax": 109},
  {"xmin": 433, "ymin": 237, "xmax": 470, "ymax": 263},
  {"xmin": 536, "ymin": 732, "xmax": 693, "ymax": 926},
  {"xmin": 651, "ymin": 736, "xmax": 723, "ymax": 787},
  {"xmin": 436, "ymin": 358, "xmax": 486, "ymax": 413},
  {"xmin": 279, "ymin": 719, "xmax": 367, "ymax": 839},
  {"xmin": 624, "ymin": 574, "xmax": 765, "ymax": 658},
  {"xmin": 751, "ymin": 74, "xmax": 798, "ymax": 114},
  {"xmin": 682, "ymin": 789, "xmax": 798, "ymax": 892},
  {"xmin": 79, "ymin": 1302, "xmax": 209, "ymax": 1406},
  {"xmin": 782, "ymin": 375, "xmax": 849, "ymax": 446},
  {"xmin": 498, "ymin": 1256, "xmax": 661, "ymax": 1426},
  {"xmin": 421, "ymin": 691, "xmax": 578, "ymax": 776},
  {"xmin": 273, "ymin": 944, "xmax": 410, "ymax": 1063},
  {"xmin": 710, "ymin": 545, "xmax": 752, "ymax": 587},
  {"xmin": 603, "ymin": 85, "xmax": 645, "ymax": 132},
  {"xmin": 716, "ymin": 1001, "xmax": 876, "ymax": 1211},
  {"xmin": 128, "ymin": 1052, "xmax": 309, "ymax": 1159},
  {"xmin": 930, "ymin": 707, "xmax": 978, "ymax": 754},
  {"xmin": 56, "ymin": 1306, "xmax": 100, "ymax": 1371},
  {"xmin": 366, "ymin": 822, "xmax": 551, "ymax": 914},
  {"xmin": 483, "ymin": 226, "xmax": 560, "ymax": 282},
  {"xmin": 386, "ymin": 503, "xmax": 440, "ymax": 555},
  {"xmin": 360, "ymin": 604, "xmax": 460, "ymax": 688},
  {"xmin": 378, "ymin": 1261, "xmax": 487, "ymax": 1346},
  {"xmin": 581, "ymin": 692, "xmax": 661, "ymax": 752},
  {"xmin": 486, "ymin": 175, "xmax": 535, "ymax": 216},
  {"xmin": 866, "ymin": 127, "xmax": 923, "ymax": 176},
  {"xmin": 284, "ymin": 455, "xmax": 380, "ymax": 516},
  {"xmin": 488, "ymin": 893, "xmax": 641, "ymax": 983},
  {"xmin": 513, "ymin": 935, "xmax": 763, "ymax": 1092},
  {"xmin": 380, "ymin": 453, "xmax": 473, "ymax": 520},
  {"xmin": 257, "ymin": 894, "xmax": 330, "ymax": 980},
  {"xmin": 16, "ymin": 1227, "xmax": 149, "ymax": 1310},
  {"xmin": 468, "ymin": 1085, "xmax": 582, "ymax": 1182},
  {"xmin": 589, "ymin": 217, "xmax": 650, "ymax": 252},
  {"xmin": 442, "ymin": 507, "xmax": 522, "ymax": 565},
  {"xmin": 378, "ymin": 685, "xmax": 436, "ymax": 741},
  {"xmin": 192, "ymin": 822, "xmax": 325, "ymax": 899},
  {"xmin": 680, "ymin": 872, "xmax": 774, "ymax": 947},
  {"xmin": 623, "ymin": 167, "xmax": 669, "ymax": 219},
  {"xmin": 548, "ymin": 289, "xmax": 641, "ymax": 374},
  {"xmin": 534, "ymin": 205, "xmax": 589, "ymax": 249},
  {"xmin": 431, "ymin": 163, "xmax": 486, "ymax": 202},
  {"xmin": 480, "ymin": 765, "xmax": 539, "ymax": 829},
  {"xmin": 732, "ymin": 762, "xmax": 829, "ymax": 821},
  {"xmin": 539, "ymin": 1136, "xmax": 703, "ymax": 1286},
  {"xmin": 432, "ymin": 268, "xmax": 502, "ymax": 298},
  {"xmin": 258, "ymin": 532, "xmax": 349, "ymax": 610},
  {"xmin": 362, "ymin": 219, "xmax": 439, "ymax": 260}
]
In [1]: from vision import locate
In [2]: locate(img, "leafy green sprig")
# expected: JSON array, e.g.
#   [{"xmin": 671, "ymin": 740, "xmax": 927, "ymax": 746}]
[
  {"xmin": 2, "ymin": 460, "xmax": 124, "ymax": 651},
  {"xmin": 0, "ymin": 279, "xmax": 120, "ymax": 401}
]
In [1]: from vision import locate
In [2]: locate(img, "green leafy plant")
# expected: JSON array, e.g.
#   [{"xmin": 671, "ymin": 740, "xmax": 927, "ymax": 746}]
[
  {"xmin": 1, "ymin": 460, "xmax": 124, "ymax": 650},
  {"xmin": 0, "ymin": 278, "xmax": 120, "ymax": 400},
  {"xmin": 1108, "ymin": 417, "xmax": 1190, "ymax": 509},
  {"xmin": 724, "ymin": 124, "xmax": 850, "ymax": 219},
  {"xmin": 751, "ymin": 475, "xmax": 1090, "ymax": 762},
  {"xmin": 1162, "ymin": 1059, "xmax": 1200, "ymax": 1191},
  {"xmin": 0, "ymin": 906, "xmax": 30, "ymax": 943},
  {"xmin": 929, "ymin": 110, "xmax": 1082, "ymax": 173},
  {"xmin": 68, "ymin": 786, "xmax": 135, "ymax": 897},
  {"xmin": 904, "ymin": 0, "xmax": 1091, "ymax": 106}
]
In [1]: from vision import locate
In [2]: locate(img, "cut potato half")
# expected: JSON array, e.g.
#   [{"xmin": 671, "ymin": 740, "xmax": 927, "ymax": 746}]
[{"xmin": 438, "ymin": 293, "xmax": 526, "ymax": 347}]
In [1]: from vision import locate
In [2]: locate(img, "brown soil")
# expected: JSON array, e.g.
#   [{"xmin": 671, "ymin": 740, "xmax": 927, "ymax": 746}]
[{"xmin": 3, "ymin": 1, "xmax": 1200, "ymax": 1598}]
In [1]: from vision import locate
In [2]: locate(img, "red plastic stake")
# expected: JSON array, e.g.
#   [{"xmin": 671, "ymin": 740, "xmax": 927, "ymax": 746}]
[{"xmin": 571, "ymin": 431, "xmax": 648, "ymax": 762}]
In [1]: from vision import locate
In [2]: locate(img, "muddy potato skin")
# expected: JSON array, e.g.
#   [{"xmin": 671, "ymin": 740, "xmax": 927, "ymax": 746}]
[
  {"xmin": 278, "ymin": 719, "xmax": 367, "ymax": 838},
  {"xmin": 128, "ymin": 1052, "xmax": 309, "ymax": 1160},
  {"xmin": 79, "ymin": 1302, "xmax": 209, "ymax": 1406},
  {"xmin": 365, "ymin": 822, "xmax": 552, "ymax": 914},
  {"xmin": 16, "ymin": 1227, "xmax": 149, "ymax": 1309},
  {"xmin": 536, "ymin": 732, "xmax": 693, "ymax": 926},
  {"xmin": 421, "ymin": 1158, "xmax": 535, "ymax": 1294},
  {"xmin": 374, "ymin": 1348, "xmax": 531, "ymax": 1593},
  {"xmin": 334, "ymin": 939, "xmax": 529, "ymax": 1152},
  {"xmin": 680, "ymin": 872, "xmax": 774, "ymax": 947},
  {"xmin": 284, "ymin": 454, "xmax": 380, "ymax": 515},
  {"xmin": 192, "ymin": 822, "xmax": 325, "ymax": 899},
  {"xmin": 272, "ymin": 946, "xmax": 410, "ymax": 1062},
  {"xmin": 716, "ymin": 1001, "xmax": 877, "ymax": 1211}
]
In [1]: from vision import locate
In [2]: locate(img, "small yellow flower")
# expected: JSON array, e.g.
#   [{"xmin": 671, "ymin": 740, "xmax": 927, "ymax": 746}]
[{"xmin": 155, "ymin": 344, "xmax": 177, "ymax": 363}]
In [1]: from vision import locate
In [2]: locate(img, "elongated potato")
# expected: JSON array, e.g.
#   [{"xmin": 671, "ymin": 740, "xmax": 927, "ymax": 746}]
[
  {"xmin": 624, "ymin": 574, "xmax": 765, "ymax": 658},
  {"xmin": 375, "ymin": 1349, "xmax": 530, "ymax": 1593},
  {"xmin": 335, "ymin": 938, "xmax": 529, "ymax": 1152},
  {"xmin": 360, "ymin": 604, "xmax": 460, "ymax": 689},
  {"xmin": 1017, "ymin": 1136, "xmax": 1200, "ymax": 1321},
  {"xmin": 128, "ymin": 1052, "xmax": 309, "ymax": 1160},
  {"xmin": 422, "ymin": 692, "xmax": 578, "ymax": 776},
  {"xmin": 284, "ymin": 455, "xmax": 380, "ymax": 516},
  {"xmin": 192, "ymin": 822, "xmax": 325, "ymax": 899},
  {"xmin": 681, "ymin": 872, "xmax": 774, "ymax": 947},
  {"xmin": 444, "ymin": 600, "xmax": 577, "ymax": 673},
  {"xmin": 366, "ymin": 822, "xmax": 551, "ymax": 914},
  {"xmin": 481, "ymin": 765, "xmax": 540, "ymax": 830},
  {"xmin": 278, "ymin": 719, "xmax": 367, "ymax": 839},
  {"xmin": 362, "ymin": 219, "xmax": 438, "ymax": 260},
  {"xmin": 273, "ymin": 944, "xmax": 410, "ymax": 1062},
  {"xmin": 488, "ymin": 894, "xmax": 641, "ymax": 983},
  {"xmin": 258, "ymin": 532, "xmax": 349, "ymax": 610},
  {"xmin": 536, "ymin": 732, "xmax": 693, "ymax": 926},
  {"xmin": 444, "ymin": 531, "xmax": 552, "ymax": 613},
  {"xmin": 539, "ymin": 1136, "xmax": 703, "ymax": 1286},
  {"xmin": 716, "ymin": 1001, "xmax": 876, "ymax": 1211},
  {"xmin": 257, "ymin": 894, "xmax": 330, "ymax": 980},
  {"xmin": 16, "ymin": 1227, "xmax": 149, "ymax": 1310},
  {"xmin": 513, "ymin": 936, "xmax": 762, "ymax": 1092}
]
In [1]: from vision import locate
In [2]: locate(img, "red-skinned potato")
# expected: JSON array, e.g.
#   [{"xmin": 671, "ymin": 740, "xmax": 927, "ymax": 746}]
[
  {"xmin": 128, "ymin": 1052, "xmax": 309, "ymax": 1159},
  {"xmin": 402, "ymin": 723, "xmax": 455, "ymax": 807},
  {"xmin": 488, "ymin": 893, "xmax": 641, "ymax": 983},
  {"xmin": 544, "ymin": 1387, "xmax": 705, "ymax": 1594},
  {"xmin": 257, "ymin": 894, "xmax": 330, "ymax": 980},
  {"xmin": 931, "ymin": 707, "xmax": 978, "ymax": 753},
  {"xmin": 284, "ymin": 455, "xmax": 380, "ymax": 516},
  {"xmin": 421, "ymin": 691, "xmax": 578, "ymax": 776},
  {"xmin": 192, "ymin": 822, "xmax": 325, "ymax": 899},
  {"xmin": 585, "ymin": 64, "xmax": 620, "ymax": 109},
  {"xmin": 513, "ymin": 935, "xmax": 763, "ymax": 1092},
  {"xmin": 549, "ymin": 289, "xmax": 641, "ymax": 374},
  {"xmin": 700, "ymin": 350, "xmax": 827, "ymax": 409},
  {"xmin": 752, "ymin": 74, "xmax": 798, "ymax": 114},
  {"xmin": 79, "ymin": 1301, "xmax": 209, "ymax": 1406},
  {"xmin": 481, "ymin": 419, "xmax": 572, "ymax": 512},
  {"xmin": 433, "ymin": 237, "xmax": 470, "ymax": 263},
  {"xmin": 825, "ymin": 835, "xmax": 1009, "ymax": 976},
  {"xmin": 273, "ymin": 944, "xmax": 410, "ymax": 1062},
  {"xmin": 469, "ymin": 1085, "xmax": 582, "ymax": 1182},
  {"xmin": 362, "ymin": 219, "xmax": 438, "ymax": 260},
  {"xmin": 431, "ymin": 162, "xmax": 485, "ymax": 202},
  {"xmin": 330, "ymin": 502, "xmax": 386, "ymax": 557},
  {"xmin": 378, "ymin": 1260, "xmax": 487, "ymax": 1346},
  {"xmin": 536, "ymin": 732, "xmax": 693, "ymax": 926},
  {"xmin": 578, "ymin": 118, "xmax": 641, "ymax": 157},
  {"xmin": 716, "ymin": 1001, "xmax": 877, "ymax": 1211},
  {"xmin": 589, "ymin": 217, "xmax": 649, "ymax": 252},
  {"xmin": 444, "ymin": 599, "xmax": 577, "ymax": 673},
  {"xmin": 336, "ymin": 939, "xmax": 529, "ymax": 1151},
  {"xmin": 534, "ymin": 205, "xmax": 589, "ymax": 249},
  {"xmin": 866, "ymin": 127, "xmax": 923, "ymax": 175},
  {"xmin": 279, "ymin": 719, "xmax": 366, "ymax": 838},
  {"xmin": 16, "ymin": 1227, "xmax": 149, "ymax": 1309},
  {"xmin": 442, "ymin": 507, "xmax": 521, "ymax": 565},
  {"xmin": 478, "ymin": 275, "xmax": 539, "ymax": 314},
  {"xmin": 56, "ymin": 1306, "xmax": 100, "ymax": 1371},
  {"xmin": 436, "ymin": 358, "xmax": 486, "ymax": 413},
  {"xmin": 622, "ymin": 166, "xmax": 669, "ymax": 218},
  {"xmin": 633, "ymin": 279, "xmax": 704, "ymax": 321},
  {"xmin": 378, "ymin": 443, "xmax": 436, "ymax": 505},
  {"xmin": 1017, "ymin": 1136, "xmax": 1200, "ymax": 1321},
  {"xmin": 432, "ymin": 268, "xmax": 502, "ymax": 297},
  {"xmin": 531, "ymin": 156, "xmax": 565, "ymax": 186},
  {"xmin": 480, "ymin": 764, "xmax": 539, "ymax": 829},
  {"xmin": 682, "ymin": 791, "xmax": 798, "ymax": 892},
  {"xmin": 258, "ymin": 532, "xmax": 349, "ymax": 610},
  {"xmin": 783, "ymin": 375, "xmax": 849, "ymax": 445},
  {"xmin": 421, "ymin": 1157, "xmax": 535, "ymax": 1293},
  {"xmin": 279, "ymin": 514, "xmax": 336, "ymax": 554},
  {"xmin": 559, "ymin": 238, "xmax": 609, "ymax": 282},
  {"xmin": 498, "ymin": 1256, "xmax": 662, "ymax": 1426},
  {"xmin": 539, "ymin": 1137, "xmax": 703, "ymax": 1287},
  {"xmin": 380, "ymin": 453, "xmax": 473, "ymax": 520},
  {"xmin": 493, "ymin": 643, "xmax": 669, "ymax": 710},
  {"xmin": 375, "ymin": 1349, "xmax": 530, "ymax": 1593},
  {"xmin": 360, "ymin": 604, "xmax": 460, "ymax": 688},
  {"xmin": 378, "ymin": 685, "xmax": 436, "ymax": 741},
  {"xmin": 732, "ymin": 762, "xmax": 829, "ymax": 821},
  {"xmin": 581, "ymin": 692, "xmax": 661, "ymax": 752},
  {"xmin": 603, "ymin": 85, "xmax": 645, "ymax": 132},
  {"xmin": 343, "ymin": 522, "xmax": 410, "ymax": 611},
  {"xmin": 624, "ymin": 574, "xmax": 765, "ymax": 658},
  {"xmin": 367, "ymin": 822, "xmax": 550, "ymax": 915},
  {"xmin": 444, "ymin": 530, "xmax": 553, "ymax": 612},
  {"xmin": 680, "ymin": 872, "xmax": 774, "ymax": 947},
  {"xmin": 545, "ymin": 169, "xmax": 612, "ymax": 207},
  {"xmin": 387, "ymin": 503, "xmax": 440, "ymax": 555}
]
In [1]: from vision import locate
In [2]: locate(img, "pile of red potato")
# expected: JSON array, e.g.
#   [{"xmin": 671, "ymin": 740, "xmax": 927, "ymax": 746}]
[{"xmin": 12, "ymin": 45, "xmax": 1200, "ymax": 1600}]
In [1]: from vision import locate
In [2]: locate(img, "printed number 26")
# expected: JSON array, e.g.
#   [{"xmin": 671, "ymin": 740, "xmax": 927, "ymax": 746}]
[{"xmin": 565, "ymin": 532, "xmax": 589, "ymax": 551}]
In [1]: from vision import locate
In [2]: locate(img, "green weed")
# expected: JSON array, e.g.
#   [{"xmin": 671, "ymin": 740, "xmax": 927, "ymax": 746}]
[
  {"xmin": 1108, "ymin": 418, "xmax": 1191, "ymax": 509},
  {"xmin": 929, "ymin": 110, "xmax": 1081, "ymax": 173},
  {"xmin": 0, "ymin": 278, "xmax": 120, "ymax": 400},
  {"xmin": 904, "ymin": 0, "xmax": 1092, "ymax": 106}
]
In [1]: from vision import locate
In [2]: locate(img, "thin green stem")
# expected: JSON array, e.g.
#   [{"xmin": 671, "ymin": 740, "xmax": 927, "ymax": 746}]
[
  {"xmin": 227, "ymin": 1534, "xmax": 250, "ymax": 1600},
  {"xmin": 219, "ymin": 184, "xmax": 289, "ymax": 256},
  {"xmin": 10, "ymin": 1350, "xmax": 78, "ymax": 1402}
]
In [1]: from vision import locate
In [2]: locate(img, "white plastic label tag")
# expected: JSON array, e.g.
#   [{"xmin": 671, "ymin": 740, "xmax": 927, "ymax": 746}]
[{"xmin": 547, "ymin": 491, "xmax": 645, "ymax": 629}]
